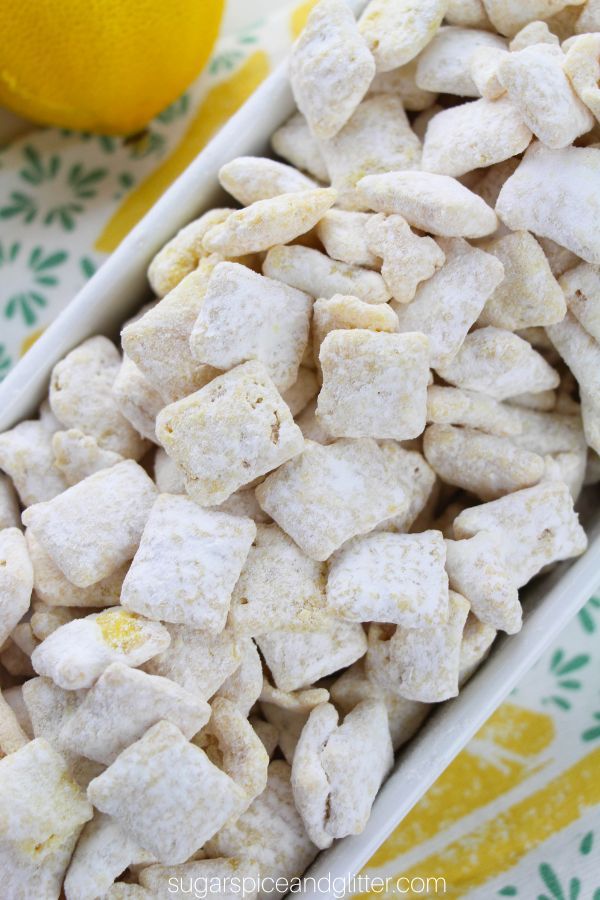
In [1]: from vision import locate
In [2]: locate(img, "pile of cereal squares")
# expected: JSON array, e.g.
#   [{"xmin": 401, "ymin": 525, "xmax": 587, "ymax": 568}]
[{"xmin": 2, "ymin": 0, "xmax": 600, "ymax": 895}]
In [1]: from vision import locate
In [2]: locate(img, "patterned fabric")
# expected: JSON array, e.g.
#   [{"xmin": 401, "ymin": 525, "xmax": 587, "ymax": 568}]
[
  {"xmin": 359, "ymin": 595, "xmax": 600, "ymax": 898},
  {"xmin": 0, "ymin": 2, "xmax": 310, "ymax": 371},
  {"xmin": 0, "ymin": 2, "xmax": 598, "ymax": 895}
]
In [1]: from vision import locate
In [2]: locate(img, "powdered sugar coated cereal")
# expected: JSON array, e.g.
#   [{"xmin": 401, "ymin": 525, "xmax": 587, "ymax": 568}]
[
  {"xmin": 290, "ymin": 0, "xmax": 375, "ymax": 140},
  {"xmin": 422, "ymin": 97, "xmax": 532, "ymax": 177},
  {"xmin": 357, "ymin": 170, "xmax": 498, "ymax": 238},
  {"xmin": 256, "ymin": 439, "xmax": 409, "ymax": 561},
  {"xmin": 365, "ymin": 213, "xmax": 445, "ymax": 304},
  {"xmin": 219, "ymin": 157, "xmax": 317, "ymax": 205},
  {"xmin": 264, "ymin": 244, "xmax": 391, "ymax": 305},
  {"xmin": 121, "ymin": 494, "xmax": 256, "ymax": 632},
  {"xmin": 190, "ymin": 262, "xmax": 312, "ymax": 392},
  {"xmin": 156, "ymin": 361, "xmax": 304, "ymax": 506},
  {"xmin": 327, "ymin": 530, "xmax": 449, "ymax": 627},
  {"xmin": 202, "ymin": 188, "xmax": 337, "ymax": 256},
  {"xmin": 359, "ymin": 0, "xmax": 449, "ymax": 72},
  {"xmin": 317, "ymin": 329, "xmax": 430, "ymax": 440},
  {"xmin": 393, "ymin": 238, "xmax": 504, "ymax": 368},
  {"xmin": 22, "ymin": 460, "xmax": 157, "ymax": 588}
]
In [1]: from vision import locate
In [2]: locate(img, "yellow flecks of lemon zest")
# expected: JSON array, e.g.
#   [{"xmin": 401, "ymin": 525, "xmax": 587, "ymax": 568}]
[{"xmin": 95, "ymin": 608, "xmax": 146, "ymax": 652}]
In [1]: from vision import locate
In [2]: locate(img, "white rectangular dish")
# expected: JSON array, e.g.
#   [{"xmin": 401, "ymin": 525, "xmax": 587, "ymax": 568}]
[{"xmin": 1, "ymin": 15, "xmax": 599, "ymax": 895}]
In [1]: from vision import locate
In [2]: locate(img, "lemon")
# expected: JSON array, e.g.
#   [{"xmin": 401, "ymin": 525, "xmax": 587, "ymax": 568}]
[{"xmin": 0, "ymin": 0, "xmax": 225, "ymax": 135}]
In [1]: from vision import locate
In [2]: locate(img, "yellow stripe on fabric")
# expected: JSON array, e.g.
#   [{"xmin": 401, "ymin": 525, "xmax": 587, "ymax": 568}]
[
  {"xmin": 20, "ymin": 328, "xmax": 44, "ymax": 355},
  {"xmin": 94, "ymin": 51, "xmax": 270, "ymax": 253},
  {"xmin": 357, "ymin": 747, "xmax": 600, "ymax": 899},
  {"xmin": 290, "ymin": 0, "xmax": 319, "ymax": 38},
  {"xmin": 366, "ymin": 704, "xmax": 554, "ymax": 868}
]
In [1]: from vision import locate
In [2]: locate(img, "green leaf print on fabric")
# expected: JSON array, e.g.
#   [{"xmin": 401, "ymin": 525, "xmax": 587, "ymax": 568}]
[
  {"xmin": 1, "ymin": 242, "xmax": 67, "ymax": 326},
  {"xmin": 156, "ymin": 93, "xmax": 190, "ymax": 124},
  {"xmin": 578, "ymin": 597, "xmax": 600, "ymax": 634},
  {"xmin": 499, "ymin": 831, "xmax": 599, "ymax": 899},
  {"xmin": 209, "ymin": 20, "xmax": 265, "ymax": 75},
  {"xmin": 0, "ymin": 345, "xmax": 12, "ymax": 382},
  {"xmin": 113, "ymin": 172, "xmax": 135, "ymax": 201},
  {"xmin": 579, "ymin": 832, "xmax": 593, "ymax": 855},
  {"xmin": 0, "ymin": 191, "xmax": 37, "ymax": 223},
  {"xmin": 96, "ymin": 135, "xmax": 118, "ymax": 154},
  {"xmin": 67, "ymin": 163, "xmax": 108, "ymax": 198},
  {"xmin": 542, "ymin": 651, "xmax": 590, "ymax": 710},
  {"xmin": 582, "ymin": 712, "xmax": 600, "ymax": 742},
  {"xmin": 5, "ymin": 291, "xmax": 46, "ymax": 326},
  {"xmin": 0, "ymin": 146, "xmax": 107, "ymax": 231},
  {"xmin": 79, "ymin": 256, "xmax": 97, "ymax": 279},
  {"xmin": 20, "ymin": 145, "xmax": 60, "ymax": 185},
  {"xmin": 43, "ymin": 202, "xmax": 84, "ymax": 231},
  {"xmin": 59, "ymin": 131, "xmax": 118, "ymax": 154},
  {"xmin": 125, "ymin": 130, "xmax": 167, "ymax": 159},
  {"xmin": 0, "ymin": 240, "xmax": 20, "ymax": 266},
  {"xmin": 538, "ymin": 862, "xmax": 580, "ymax": 900},
  {"xmin": 28, "ymin": 247, "xmax": 68, "ymax": 283},
  {"xmin": 209, "ymin": 49, "xmax": 247, "ymax": 74}
]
